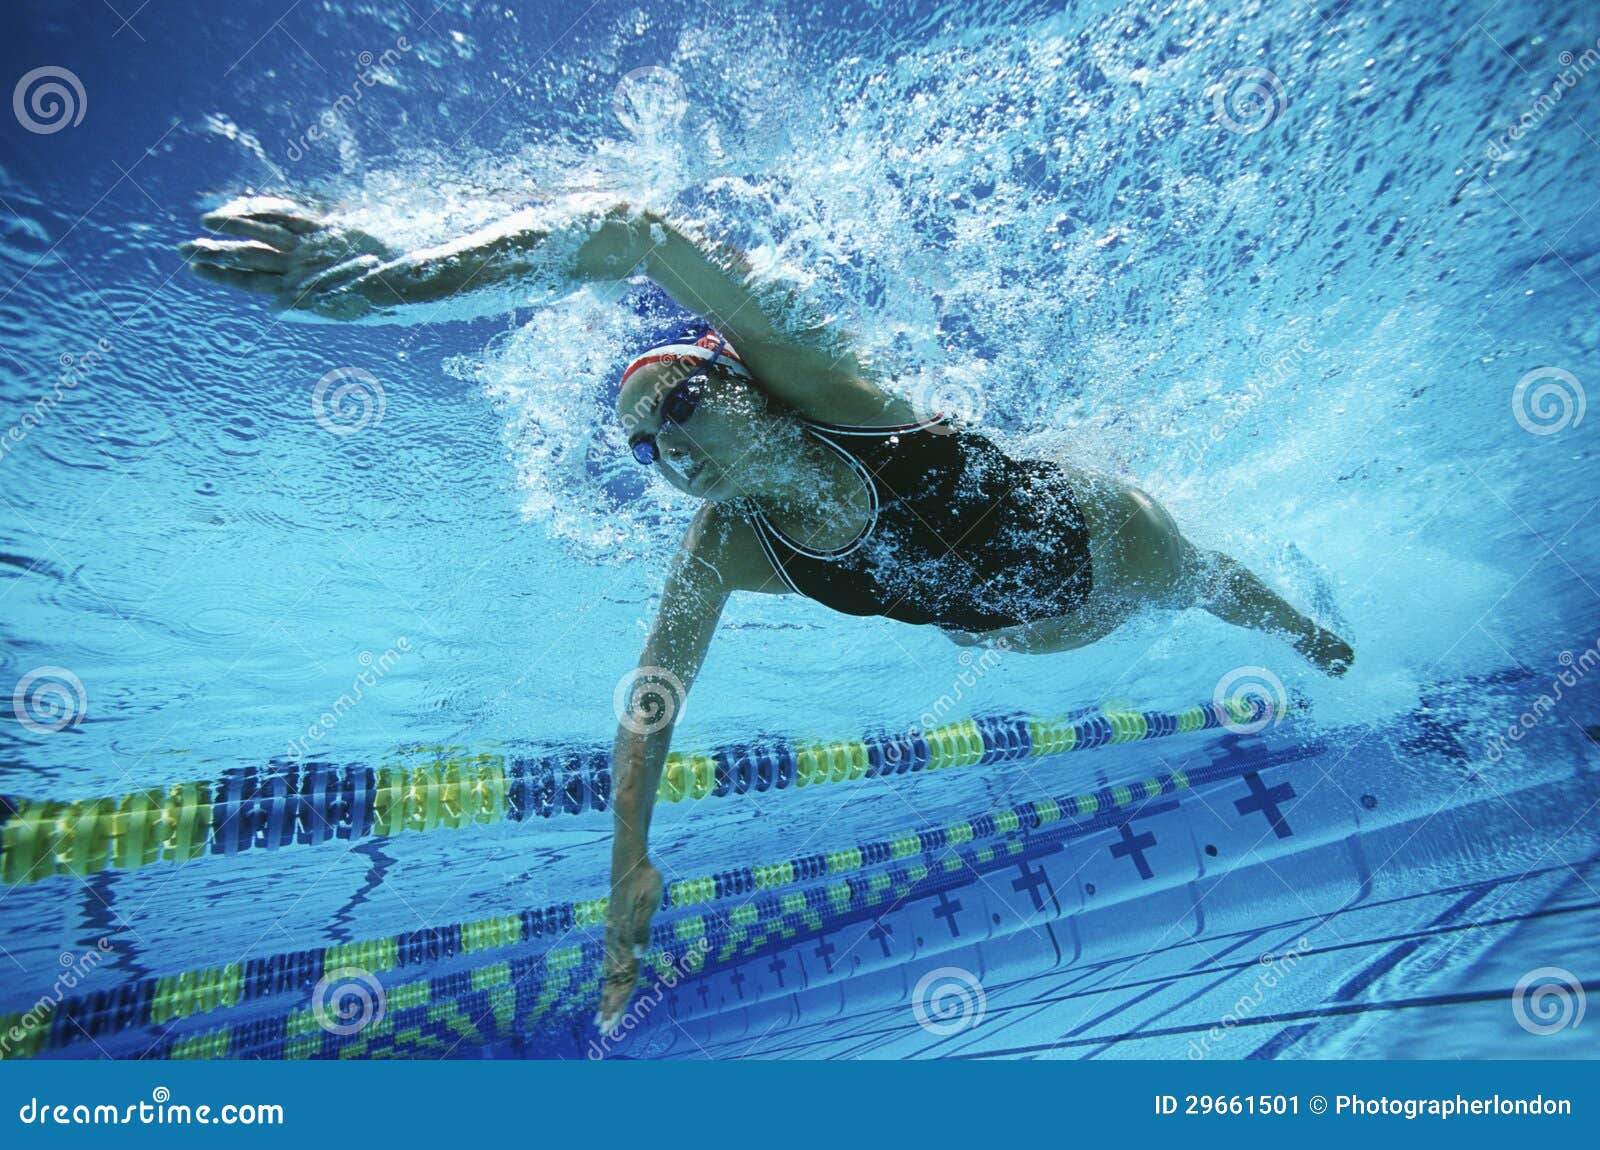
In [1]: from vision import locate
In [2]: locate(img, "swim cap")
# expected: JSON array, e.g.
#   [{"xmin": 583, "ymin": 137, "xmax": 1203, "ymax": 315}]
[{"xmin": 620, "ymin": 324, "xmax": 752, "ymax": 387}]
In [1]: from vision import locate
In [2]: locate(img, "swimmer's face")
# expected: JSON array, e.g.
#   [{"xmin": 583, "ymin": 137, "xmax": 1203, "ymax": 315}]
[{"xmin": 615, "ymin": 359, "xmax": 783, "ymax": 501}]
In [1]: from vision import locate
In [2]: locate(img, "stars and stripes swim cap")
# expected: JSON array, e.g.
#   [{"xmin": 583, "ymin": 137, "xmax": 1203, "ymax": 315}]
[{"xmin": 619, "ymin": 324, "xmax": 752, "ymax": 387}]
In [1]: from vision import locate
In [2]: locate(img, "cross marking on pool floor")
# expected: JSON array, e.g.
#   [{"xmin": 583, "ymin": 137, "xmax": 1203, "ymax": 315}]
[
  {"xmin": 729, "ymin": 969, "xmax": 746, "ymax": 999},
  {"xmin": 1110, "ymin": 822, "xmax": 1158, "ymax": 879},
  {"xmin": 768, "ymin": 955, "xmax": 787, "ymax": 986},
  {"xmin": 1234, "ymin": 771, "xmax": 1296, "ymax": 838},
  {"xmin": 868, "ymin": 919, "xmax": 894, "ymax": 957},
  {"xmin": 933, "ymin": 890, "xmax": 965, "ymax": 937},
  {"xmin": 814, "ymin": 937, "xmax": 837, "ymax": 972},
  {"xmin": 1012, "ymin": 860, "xmax": 1052, "ymax": 912}
]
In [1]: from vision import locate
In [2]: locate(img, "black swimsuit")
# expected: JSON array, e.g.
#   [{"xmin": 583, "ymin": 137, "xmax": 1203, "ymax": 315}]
[{"xmin": 746, "ymin": 416, "xmax": 1093, "ymax": 631}]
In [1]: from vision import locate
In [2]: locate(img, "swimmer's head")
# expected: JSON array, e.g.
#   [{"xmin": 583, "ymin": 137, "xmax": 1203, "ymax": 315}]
[{"xmin": 615, "ymin": 326, "xmax": 800, "ymax": 502}]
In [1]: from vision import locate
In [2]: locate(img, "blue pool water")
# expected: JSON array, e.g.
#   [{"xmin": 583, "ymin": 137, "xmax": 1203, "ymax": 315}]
[{"xmin": 1, "ymin": 0, "xmax": 1597, "ymax": 1059}]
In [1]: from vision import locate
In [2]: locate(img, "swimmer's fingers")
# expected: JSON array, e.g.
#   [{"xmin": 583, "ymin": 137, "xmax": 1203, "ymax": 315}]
[
  {"xmin": 184, "ymin": 261, "xmax": 284, "ymax": 295},
  {"xmin": 289, "ymin": 254, "xmax": 383, "ymax": 296},
  {"xmin": 202, "ymin": 195, "xmax": 326, "ymax": 236},
  {"xmin": 199, "ymin": 213, "xmax": 299, "ymax": 250},
  {"xmin": 595, "ymin": 915, "xmax": 640, "ymax": 1032},
  {"xmin": 180, "ymin": 238, "xmax": 291, "ymax": 274}
]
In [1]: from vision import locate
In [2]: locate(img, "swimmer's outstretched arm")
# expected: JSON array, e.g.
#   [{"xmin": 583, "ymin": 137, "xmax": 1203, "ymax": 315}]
[{"xmin": 182, "ymin": 194, "xmax": 909, "ymax": 424}]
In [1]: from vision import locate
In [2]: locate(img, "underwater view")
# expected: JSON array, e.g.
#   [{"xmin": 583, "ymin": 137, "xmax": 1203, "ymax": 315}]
[{"xmin": 1, "ymin": 0, "xmax": 1597, "ymax": 1068}]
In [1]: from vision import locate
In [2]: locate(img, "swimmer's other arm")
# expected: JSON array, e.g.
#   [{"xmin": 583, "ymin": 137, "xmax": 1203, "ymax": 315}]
[
  {"xmin": 182, "ymin": 195, "xmax": 909, "ymax": 425},
  {"xmin": 599, "ymin": 504, "xmax": 777, "ymax": 1029}
]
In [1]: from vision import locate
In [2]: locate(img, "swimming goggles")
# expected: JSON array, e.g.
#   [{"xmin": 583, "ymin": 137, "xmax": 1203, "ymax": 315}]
[{"xmin": 629, "ymin": 372, "xmax": 710, "ymax": 465}]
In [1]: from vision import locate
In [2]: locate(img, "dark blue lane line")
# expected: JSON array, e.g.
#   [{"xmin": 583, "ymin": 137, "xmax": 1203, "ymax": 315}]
[
  {"xmin": 1183, "ymin": 928, "xmax": 1270, "ymax": 970},
  {"xmin": 1246, "ymin": 1022, "xmax": 1318, "ymax": 1059},
  {"xmin": 946, "ymin": 978, "xmax": 1600, "ymax": 1059},
  {"xmin": 1331, "ymin": 881, "xmax": 1505, "ymax": 1003},
  {"xmin": 1430, "ymin": 883, "xmax": 1498, "ymax": 926},
  {"xmin": 1332, "ymin": 938, "xmax": 1424, "ymax": 1002},
  {"xmin": 1039, "ymin": 874, "xmax": 1520, "ymax": 1059},
  {"xmin": 680, "ymin": 863, "xmax": 1600, "ymax": 1059},
  {"xmin": 1062, "ymin": 980, "xmax": 1172, "ymax": 1040},
  {"xmin": 1081, "ymin": 925, "xmax": 1314, "ymax": 1059},
  {"xmin": 685, "ymin": 893, "xmax": 1600, "ymax": 1059},
  {"xmin": 682, "ymin": 883, "xmax": 1600, "ymax": 1058},
  {"xmin": 920, "ymin": 950, "xmax": 1150, "ymax": 1059}
]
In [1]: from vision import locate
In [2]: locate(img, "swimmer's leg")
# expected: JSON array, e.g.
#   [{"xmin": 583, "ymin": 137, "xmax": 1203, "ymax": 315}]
[{"xmin": 1182, "ymin": 546, "xmax": 1354, "ymax": 676}]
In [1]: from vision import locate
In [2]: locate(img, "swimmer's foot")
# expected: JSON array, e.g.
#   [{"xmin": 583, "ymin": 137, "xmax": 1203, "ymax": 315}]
[
  {"xmin": 1294, "ymin": 625, "xmax": 1354, "ymax": 677},
  {"xmin": 594, "ymin": 858, "xmax": 663, "ymax": 1032}
]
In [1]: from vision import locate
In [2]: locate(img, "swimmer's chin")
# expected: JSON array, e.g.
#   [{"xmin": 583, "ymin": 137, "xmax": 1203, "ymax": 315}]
[{"xmin": 685, "ymin": 465, "xmax": 735, "ymax": 501}]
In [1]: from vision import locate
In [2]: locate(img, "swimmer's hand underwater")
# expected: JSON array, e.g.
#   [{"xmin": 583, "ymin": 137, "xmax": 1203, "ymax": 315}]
[
  {"xmin": 180, "ymin": 196, "xmax": 397, "ymax": 319},
  {"xmin": 595, "ymin": 859, "xmax": 663, "ymax": 1032},
  {"xmin": 181, "ymin": 193, "xmax": 656, "ymax": 321}
]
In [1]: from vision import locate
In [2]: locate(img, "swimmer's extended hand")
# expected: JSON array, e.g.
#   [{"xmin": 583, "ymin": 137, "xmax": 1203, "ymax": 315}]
[
  {"xmin": 180, "ymin": 196, "xmax": 397, "ymax": 319},
  {"xmin": 594, "ymin": 857, "xmax": 663, "ymax": 1033}
]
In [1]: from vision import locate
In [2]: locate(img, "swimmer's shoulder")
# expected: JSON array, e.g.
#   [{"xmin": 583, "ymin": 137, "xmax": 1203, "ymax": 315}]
[{"xmin": 679, "ymin": 501, "xmax": 790, "ymax": 596}]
